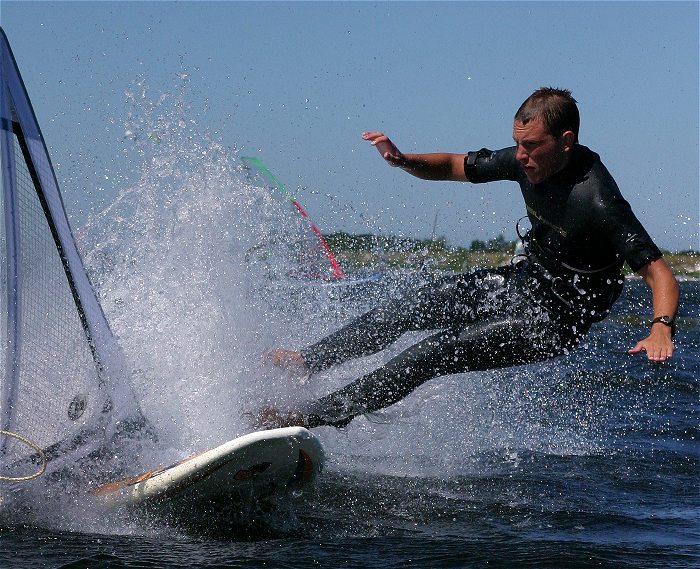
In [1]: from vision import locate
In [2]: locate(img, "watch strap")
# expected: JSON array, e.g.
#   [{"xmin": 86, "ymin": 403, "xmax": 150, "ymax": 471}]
[{"xmin": 651, "ymin": 316, "xmax": 676, "ymax": 336}]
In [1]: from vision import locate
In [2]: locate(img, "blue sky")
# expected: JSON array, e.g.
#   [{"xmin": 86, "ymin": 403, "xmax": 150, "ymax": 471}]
[{"xmin": 1, "ymin": 1, "xmax": 698, "ymax": 251}]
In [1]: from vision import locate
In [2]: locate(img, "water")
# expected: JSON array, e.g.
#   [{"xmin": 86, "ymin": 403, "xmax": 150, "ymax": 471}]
[{"xmin": 1, "ymin": 84, "xmax": 698, "ymax": 568}]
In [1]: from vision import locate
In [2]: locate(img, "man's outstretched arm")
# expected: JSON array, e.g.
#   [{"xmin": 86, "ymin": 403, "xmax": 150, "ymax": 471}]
[
  {"xmin": 628, "ymin": 257, "xmax": 679, "ymax": 362},
  {"xmin": 362, "ymin": 131, "xmax": 467, "ymax": 181}
]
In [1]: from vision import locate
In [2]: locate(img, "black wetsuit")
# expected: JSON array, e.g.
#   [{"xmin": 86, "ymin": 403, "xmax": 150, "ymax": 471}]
[{"xmin": 300, "ymin": 144, "xmax": 662, "ymax": 428}]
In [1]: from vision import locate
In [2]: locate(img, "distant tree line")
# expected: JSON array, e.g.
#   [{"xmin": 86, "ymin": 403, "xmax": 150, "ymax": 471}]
[
  {"xmin": 323, "ymin": 230, "xmax": 698, "ymax": 276},
  {"xmin": 325, "ymin": 231, "xmax": 517, "ymax": 254},
  {"xmin": 326, "ymin": 231, "xmax": 696, "ymax": 257},
  {"xmin": 467, "ymin": 234, "xmax": 517, "ymax": 253}
]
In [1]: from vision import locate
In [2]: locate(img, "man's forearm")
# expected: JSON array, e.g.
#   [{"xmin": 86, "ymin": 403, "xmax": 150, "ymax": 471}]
[
  {"xmin": 641, "ymin": 258, "xmax": 679, "ymax": 318},
  {"xmin": 399, "ymin": 153, "xmax": 467, "ymax": 181}
]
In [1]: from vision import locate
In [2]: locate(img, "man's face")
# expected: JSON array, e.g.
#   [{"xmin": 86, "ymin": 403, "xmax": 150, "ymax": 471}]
[{"xmin": 512, "ymin": 118, "xmax": 573, "ymax": 184}]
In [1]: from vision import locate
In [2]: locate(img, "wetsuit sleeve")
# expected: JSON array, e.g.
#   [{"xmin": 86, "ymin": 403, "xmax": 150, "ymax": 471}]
[
  {"xmin": 595, "ymin": 193, "xmax": 662, "ymax": 272},
  {"xmin": 464, "ymin": 146, "xmax": 521, "ymax": 183}
]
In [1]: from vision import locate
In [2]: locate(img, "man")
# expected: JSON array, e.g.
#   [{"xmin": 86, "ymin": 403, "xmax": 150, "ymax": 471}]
[{"xmin": 257, "ymin": 87, "xmax": 679, "ymax": 430}]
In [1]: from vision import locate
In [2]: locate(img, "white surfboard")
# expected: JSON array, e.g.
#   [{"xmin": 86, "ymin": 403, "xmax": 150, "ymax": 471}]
[{"xmin": 93, "ymin": 427, "xmax": 324, "ymax": 510}]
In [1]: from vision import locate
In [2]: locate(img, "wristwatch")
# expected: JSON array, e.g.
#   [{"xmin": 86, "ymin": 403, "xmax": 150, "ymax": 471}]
[{"xmin": 651, "ymin": 315, "xmax": 676, "ymax": 337}]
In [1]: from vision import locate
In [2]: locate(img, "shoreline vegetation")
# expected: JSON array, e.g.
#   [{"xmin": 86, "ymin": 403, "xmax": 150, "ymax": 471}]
[{"xmin": 324, "ymin": 231, "xmax": 700, "ymax": 278}]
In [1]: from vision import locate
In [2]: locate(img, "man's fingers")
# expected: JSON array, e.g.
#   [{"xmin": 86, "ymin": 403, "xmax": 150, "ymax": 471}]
[
  {"xmin": 628, "ymin": 341, "xmax": 673, "ymax": 361},
  {"xmin": 362, "ymin": 130, "xmax": 385, "ymax": 141},
  {"xmin": 648, "ymin": 347, "xmax": 673, "ymax": 362}
]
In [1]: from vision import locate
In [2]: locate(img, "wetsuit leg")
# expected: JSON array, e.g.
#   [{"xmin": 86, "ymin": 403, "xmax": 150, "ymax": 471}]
[
  {"xmin": 300, "ymin": 299, "xmax": 415, "ymax": 373},
  {"xmin": 301, "ymin": 270, "xmax": 508, "ymax": 373},
  {"xmin": 303, "ymin": 312, "xmax": 583, "ymax": 428}
]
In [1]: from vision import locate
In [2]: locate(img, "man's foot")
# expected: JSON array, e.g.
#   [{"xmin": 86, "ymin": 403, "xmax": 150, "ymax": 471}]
[
  {"xmin": 263, "ymin": 348, "xmax": 308, "ymax": 372},
  {"xmin": 252, "ymin": 406, "xmax": 309, "ymax": 430}
]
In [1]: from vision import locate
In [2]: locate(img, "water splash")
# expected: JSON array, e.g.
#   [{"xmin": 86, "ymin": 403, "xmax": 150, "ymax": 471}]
[
  {"xmin": 82, "ymin": 80, "xmax": 307, "ymax": 453},
  {"xmin": 78, "ymin": 77, "xmax": 621, "ymax": 491}
]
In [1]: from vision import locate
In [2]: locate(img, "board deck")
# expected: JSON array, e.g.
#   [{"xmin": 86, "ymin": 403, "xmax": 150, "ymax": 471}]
[{"xmin": 93, "ymin": 427, "xmax": 324, "ymax": 509}]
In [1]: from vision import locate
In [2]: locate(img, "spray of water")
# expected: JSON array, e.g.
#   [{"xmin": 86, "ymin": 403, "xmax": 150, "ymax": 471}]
[
  {"xmin": 82, "ymin": 79, "xmax": 304, "ymax": 454},
  {"xmin": 77, "ymin": 76, "xmax": 613, "ymax": 492}
]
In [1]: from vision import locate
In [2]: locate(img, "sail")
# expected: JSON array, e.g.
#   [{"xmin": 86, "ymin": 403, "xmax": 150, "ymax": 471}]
[
  {"xmin": 241, "ymin": 156, "xmax": 344, "ymax": 280},
  {"xmin": 0, "ymin": 28, "xmax": 126, "ymax": 480}
]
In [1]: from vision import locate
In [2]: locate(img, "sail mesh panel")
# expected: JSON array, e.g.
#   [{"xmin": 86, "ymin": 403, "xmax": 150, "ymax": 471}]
[
  {"xmin": 0, "ymin": 28, "xmax": 118, "ymax": 477},
  {"xmin": 1, "ymin": 133, "xmax": 99, "ymax": 452}
]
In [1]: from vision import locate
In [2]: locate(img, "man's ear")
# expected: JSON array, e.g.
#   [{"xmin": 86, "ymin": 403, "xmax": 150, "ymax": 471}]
[{"xmin": 561, "ymin": 130, "xmax": 575, "ymax": 152}]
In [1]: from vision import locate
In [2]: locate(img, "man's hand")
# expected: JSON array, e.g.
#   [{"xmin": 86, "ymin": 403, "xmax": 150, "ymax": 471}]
[
  {"xmin": 362, "ymin": 131, "xmax": 406, "ymax": 167},
  {"xmin": 263, "ymin": 348, "xmax": 308, "ymax": 372},
  {"xmin": 628, "ymin": 326, "xmax": 674, "ymax": 362}
]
